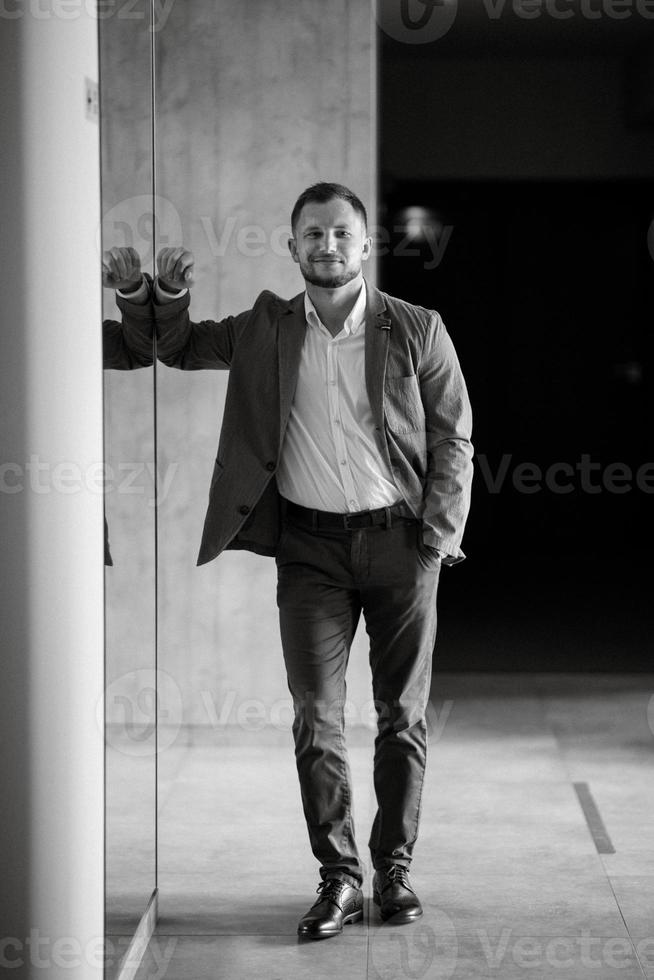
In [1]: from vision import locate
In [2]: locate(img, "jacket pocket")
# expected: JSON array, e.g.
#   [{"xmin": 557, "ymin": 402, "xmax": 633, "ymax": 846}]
[{"xmin": 384, "ymin": 374, "xmax": 425, "ymax": 434}]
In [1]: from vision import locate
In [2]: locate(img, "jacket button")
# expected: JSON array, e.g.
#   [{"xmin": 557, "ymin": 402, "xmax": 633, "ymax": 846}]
[
  {"xmin": 238, "ymin": 505, "xmax": 250, "ymax": 515},
  {"xmin": 265, "ymin": 461, "xmax": 276, "ymax": 471}
]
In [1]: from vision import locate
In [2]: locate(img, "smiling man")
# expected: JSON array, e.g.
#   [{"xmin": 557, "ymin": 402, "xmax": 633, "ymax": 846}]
[
  {"xmin": 113, "ymin": 181, "xmax": 473, "ymax": 940},
  {"xmin": 289, "ymin": 191, "xmax": 369, "ymax": 292}
]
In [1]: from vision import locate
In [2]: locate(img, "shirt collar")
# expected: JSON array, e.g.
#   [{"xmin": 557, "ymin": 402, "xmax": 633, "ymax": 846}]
[{"xmin": 304, "ymin": 280, "xmax": 367, "ymax": 337}]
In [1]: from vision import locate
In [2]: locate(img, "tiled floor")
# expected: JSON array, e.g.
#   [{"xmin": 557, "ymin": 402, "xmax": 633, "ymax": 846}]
[{"xmin": 128, "ymin": 674, "xmax": 654, "ymax": 979}]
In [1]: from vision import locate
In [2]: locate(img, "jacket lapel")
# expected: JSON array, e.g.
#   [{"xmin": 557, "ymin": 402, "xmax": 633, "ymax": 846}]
[
  {"xmin": 364, "ymin": 282, "xmax": 391, "ymax": 432},
  {"xmin": 277, "ymin": 291, "xmax": 306, "ymax": 452}
]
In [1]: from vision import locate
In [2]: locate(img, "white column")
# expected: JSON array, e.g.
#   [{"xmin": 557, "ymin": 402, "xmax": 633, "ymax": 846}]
[{"xmin": 0, "ymin": 4, "xmax": 105, "ymax": 978}]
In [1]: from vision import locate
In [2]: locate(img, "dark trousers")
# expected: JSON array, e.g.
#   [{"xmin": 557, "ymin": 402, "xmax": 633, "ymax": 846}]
[{"xmin": 275, "ymin": 504, "xmax": 441, "ymax": 887}]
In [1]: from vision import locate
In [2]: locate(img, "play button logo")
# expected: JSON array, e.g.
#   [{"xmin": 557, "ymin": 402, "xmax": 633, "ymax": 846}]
[{"xmin": 376, "ymin": 0, "xmax": 458, "ymax": 44}]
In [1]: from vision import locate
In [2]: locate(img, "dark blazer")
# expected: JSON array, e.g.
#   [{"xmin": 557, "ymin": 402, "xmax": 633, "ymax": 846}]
[
  {"xmin": 104, "ymin": 274, "xmax": 155, "ymax": 370},
  {"xmin": 103, "ymin": 276, "xmax": 156, "ymax": 566},
  {"xmin": 119, "ymin": 280, "xmax": 473, "ymax": 567}
]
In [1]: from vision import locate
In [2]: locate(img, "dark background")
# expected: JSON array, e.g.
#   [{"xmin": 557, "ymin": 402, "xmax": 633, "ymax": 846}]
[{"xmin": 379, "ymin": 9, "xmax": 654, "ymax": 670}]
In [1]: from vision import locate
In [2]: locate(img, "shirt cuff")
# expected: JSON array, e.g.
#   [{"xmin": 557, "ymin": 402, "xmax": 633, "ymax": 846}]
[
  {"xmin": 116, "ymin": 279, "xmax": 149, "ymax": 304},
  {"xmin": 154, "ymin": 279, "xmax": 188, "ymax": 303}
]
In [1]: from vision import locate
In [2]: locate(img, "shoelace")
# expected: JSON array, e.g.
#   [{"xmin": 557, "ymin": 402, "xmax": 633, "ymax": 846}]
[
  {"xmin": 381, "ymin": 865, "xmax": 414, "ymax": 892},
  {"xmin": 312, "ymin": 878, "xmax": 347, "ymax": 909}
]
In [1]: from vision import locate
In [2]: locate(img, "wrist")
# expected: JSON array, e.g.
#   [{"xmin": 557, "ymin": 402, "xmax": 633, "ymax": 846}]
[
  {"xmin": 156, "ymin": 276, "xmax": 182, "ymax": 295},
  {"xmin": 119, "ymin": 276, "xmax": 144, "ymax": 295}
]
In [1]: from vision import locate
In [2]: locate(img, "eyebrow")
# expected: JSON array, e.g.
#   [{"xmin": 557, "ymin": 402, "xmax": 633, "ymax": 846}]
[{"xmin": 303, "ymin": 223, "xmax": 353, "ymax": 232}]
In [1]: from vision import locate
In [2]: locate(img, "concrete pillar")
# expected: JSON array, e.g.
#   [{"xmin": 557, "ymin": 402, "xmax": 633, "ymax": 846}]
[
  {"xmin": 0, "ymin": 5, "xmax": 104, "ymax": 977},
  {"xmin": 154, "ymin": 0, "xmax": 379, "ymax": 731}
]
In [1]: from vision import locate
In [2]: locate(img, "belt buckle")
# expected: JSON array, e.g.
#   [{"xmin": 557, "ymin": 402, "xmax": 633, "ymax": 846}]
[{"xmin": 343, "ymin": 510, "xmax": 375, "ymax": 530}]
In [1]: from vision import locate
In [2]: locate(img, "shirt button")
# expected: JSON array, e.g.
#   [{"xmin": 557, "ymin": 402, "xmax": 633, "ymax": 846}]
[
  {"xmin": 340, "ymin": 460, "xmax": 346, "ymax": 466},
  {"xmin": 265, "ymin": 461, "xmax": 276, "ymax": 471},
  {"xmin": 334, "ymin": 419, "xmax": 340, "ymax": 425},
  {"xmin": 238, "ymin": 505, "xmax": 250, "ymax": 515}
]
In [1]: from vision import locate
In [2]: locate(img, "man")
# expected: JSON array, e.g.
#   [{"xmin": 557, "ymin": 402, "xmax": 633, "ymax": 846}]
[{"xmin": 114, "ymin": 182, "xmax": 473, "ymax": 940}]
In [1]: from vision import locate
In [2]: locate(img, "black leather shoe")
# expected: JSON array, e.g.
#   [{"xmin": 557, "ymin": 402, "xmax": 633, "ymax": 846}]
[
  {"xmin": 373, "ymin": 865, "xmax": 423, "ymax": 923},
  {"xmin": 297, "ymin": 878, "xmax": 364, "ymax": 939}
]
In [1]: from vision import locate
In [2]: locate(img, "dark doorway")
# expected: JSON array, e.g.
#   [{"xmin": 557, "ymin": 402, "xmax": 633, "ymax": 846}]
[{"xmin": 380, "ymin": 181, "xmax": 654, "ymax": 670}]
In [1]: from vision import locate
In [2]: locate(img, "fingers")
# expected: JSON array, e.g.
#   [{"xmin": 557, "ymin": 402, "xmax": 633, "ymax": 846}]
[
  {"xmin": 110, "ymin": 246, "xmax": 129, "ymax": 280},
  {"xmin": 101, "ymin": 254, "xmax": 113, "ymax": 286},
  {"xmin": 157, "ymin": 246, "xmax": 194, "ymax": 287},
  {"xmin": 158, "ymin": 246, "xmax": 194, "ymax": 283},
  {"xmin": 126, "ymin": 246, "xmax": 140, "ymax": 268},
  {"xmin": 101, "ymin": 243, "xmax": 194, "ymax": 289},
  {"xmin": 102, "ymin": 246, "xmax": 141, "ymax": 286}
]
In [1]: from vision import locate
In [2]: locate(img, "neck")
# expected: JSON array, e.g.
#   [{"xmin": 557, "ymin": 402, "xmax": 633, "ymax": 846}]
[{"xmin": 305, "ymin": 273, "xmax": 364, "ymax": 330}]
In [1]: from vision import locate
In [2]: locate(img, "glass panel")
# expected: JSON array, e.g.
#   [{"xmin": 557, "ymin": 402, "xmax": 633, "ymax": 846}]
[{"xmin": 99, "ymin": 1, "xmax": 157, "ymax": 974}]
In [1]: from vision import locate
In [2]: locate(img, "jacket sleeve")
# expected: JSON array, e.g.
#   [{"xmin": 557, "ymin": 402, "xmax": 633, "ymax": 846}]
[
  {"xmin": 418, "ymin": 312, "xmax": 474, "ymax": 564},
  {"xmin": 102, "ymin": 317, "xmax": 154, "ymax": 369},
  {"xmin": 104, "ymin": 273, "xmax": 156, "ymax": 368},
  {"xmin": 153, "ymin": 288, "xmax": 253, "ymax": 370}
]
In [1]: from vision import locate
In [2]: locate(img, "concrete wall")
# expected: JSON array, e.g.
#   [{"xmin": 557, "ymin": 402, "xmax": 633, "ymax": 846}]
[
  {"xmin": 153, "ymin": 0, "xmax": 379, "ymax": 729},
  {"xmin": 0, "ymin": 5, "xmax": 104, "ymax": 977}
]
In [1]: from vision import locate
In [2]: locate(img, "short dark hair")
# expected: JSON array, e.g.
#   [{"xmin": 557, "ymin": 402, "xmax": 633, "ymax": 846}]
[{"xmin": 290, "ymin": 182, "xmax": 368, "ymax": 233}]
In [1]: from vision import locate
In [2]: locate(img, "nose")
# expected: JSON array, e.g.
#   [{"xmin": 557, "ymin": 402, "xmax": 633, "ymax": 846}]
[{"xmin": 322, "ymin": 231, "xmax": 338, "ymax": 254}]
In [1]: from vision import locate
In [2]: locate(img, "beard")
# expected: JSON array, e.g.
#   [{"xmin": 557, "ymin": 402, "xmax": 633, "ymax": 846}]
[{"xmin": 300, "ymin": 259, "xmax": 361, "ymax": 290}]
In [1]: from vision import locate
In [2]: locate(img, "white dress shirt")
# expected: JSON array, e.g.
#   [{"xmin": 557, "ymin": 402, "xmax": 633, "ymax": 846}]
[{"xmin": 276, "ymin": 282, "xmax": 403, "ymax": 513}]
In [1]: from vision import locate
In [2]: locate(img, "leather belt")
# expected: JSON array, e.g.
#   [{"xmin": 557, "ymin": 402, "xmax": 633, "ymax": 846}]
[{"xmin": 283, "ymin": 498, "xmax": 416, "ymax": 531}]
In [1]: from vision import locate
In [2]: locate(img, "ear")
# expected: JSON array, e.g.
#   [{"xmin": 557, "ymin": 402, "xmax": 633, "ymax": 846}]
[
  {"xmin": 288, "ymin": 236, "xmax": 299, "ymax": 263},
  {"xmin": 361, "ymin": 235, "xmax": 373, "ymax": 263}
]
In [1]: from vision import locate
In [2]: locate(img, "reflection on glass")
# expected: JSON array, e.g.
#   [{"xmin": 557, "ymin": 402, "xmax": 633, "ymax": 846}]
[{"xmin": 99, "ymin": 1, "xmax": 157, "ymax": 975}]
